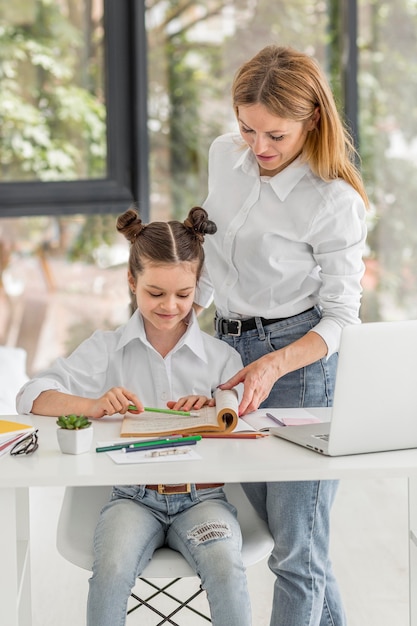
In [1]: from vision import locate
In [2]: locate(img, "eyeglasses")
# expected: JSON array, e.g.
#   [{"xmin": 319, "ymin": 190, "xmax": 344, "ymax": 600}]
[{"xmin": 10, "ymin": 430, "xmax": 39, "ymax": 456}]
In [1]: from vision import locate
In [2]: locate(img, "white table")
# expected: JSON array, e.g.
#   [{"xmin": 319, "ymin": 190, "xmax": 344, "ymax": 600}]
[{"xmin": 2, "ymin": 413, "xmax": 417, "ymax": 625}]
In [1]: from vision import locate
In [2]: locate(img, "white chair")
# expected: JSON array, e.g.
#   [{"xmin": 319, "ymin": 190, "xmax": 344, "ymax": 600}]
[{"xmin": 57, "ymin": 483, "xmax": 273, "ymax": 625}]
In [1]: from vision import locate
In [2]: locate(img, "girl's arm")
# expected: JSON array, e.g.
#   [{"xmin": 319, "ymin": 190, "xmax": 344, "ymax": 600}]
[{"xmin": 31, "ymin": 387, "xmax": 144, "ymax": 419}]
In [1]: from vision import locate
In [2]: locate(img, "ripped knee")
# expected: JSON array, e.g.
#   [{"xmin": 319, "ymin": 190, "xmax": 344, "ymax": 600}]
[{"xmin": 187, "ymin": 520, "xmax": 232, "ymax": 545}]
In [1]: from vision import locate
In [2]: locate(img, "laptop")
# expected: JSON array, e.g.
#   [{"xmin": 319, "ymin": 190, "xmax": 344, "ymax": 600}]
[{"xmin": 270, "ymin": 320, "xmax": 417, "ymax": 456}]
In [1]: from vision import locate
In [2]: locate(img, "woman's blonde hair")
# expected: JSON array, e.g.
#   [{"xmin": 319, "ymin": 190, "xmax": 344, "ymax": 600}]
[{"xmin": 232, "ymin": 45, "xmax": 369, "ymax": 207}]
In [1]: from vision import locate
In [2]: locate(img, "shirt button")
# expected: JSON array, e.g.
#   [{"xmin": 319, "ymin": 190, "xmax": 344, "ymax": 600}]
[{"xmin": 161, "ymin": 392, "xmax": 168, "ymax": 400}]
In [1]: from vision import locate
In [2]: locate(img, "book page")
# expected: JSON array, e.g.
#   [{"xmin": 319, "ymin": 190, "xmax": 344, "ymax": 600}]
[
  {"xmin": 196, "ymin": 388, "xmax": 238, "ymax": 430},
  {"xmin": 120, "ymin": 388, "xmax": 239, "ymax": 437}
]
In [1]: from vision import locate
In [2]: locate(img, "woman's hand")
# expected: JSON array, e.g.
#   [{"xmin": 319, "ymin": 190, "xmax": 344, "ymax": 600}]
[
  {"xmin": 218, "ymin": 353, "xmax": 280, "ymax": 416},
  {"xmin": 167, "ymin": 395, "xmax": 215, "ymax": 412},
  {"xmin": 88, "ymin": 387, "xmax": 143, "ymax": 418}
]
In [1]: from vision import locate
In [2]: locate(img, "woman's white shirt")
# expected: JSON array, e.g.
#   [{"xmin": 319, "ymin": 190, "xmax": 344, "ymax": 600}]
[
  {"xmin": 16, "ymin": 310, "xmax": 243, "ymax": 414},
  {"xmin": 196, "ymin": 133, "xmax": 367, "ymax": 356}
]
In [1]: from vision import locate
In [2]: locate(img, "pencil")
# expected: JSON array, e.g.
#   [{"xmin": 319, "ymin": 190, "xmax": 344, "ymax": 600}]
[
  {"xmin": 124, "ymin": 439, "xmax": 198, "ymax": 453},
  {"xmin": 96, "ymin": 435, "xmax": 201, "ymax": 453},
  {"xmin": 200, "ymin": 432, "xmax": 266, "ymax": 439},
  {"xmin": 128, "ymin": 405, "xmax": 199, "ymax": 417}
]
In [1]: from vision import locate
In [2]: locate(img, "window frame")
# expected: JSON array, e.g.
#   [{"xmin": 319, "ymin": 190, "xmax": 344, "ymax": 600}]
[{"xmin": 0, "ymin": 0, "xmax": 149, "ymax": 219}]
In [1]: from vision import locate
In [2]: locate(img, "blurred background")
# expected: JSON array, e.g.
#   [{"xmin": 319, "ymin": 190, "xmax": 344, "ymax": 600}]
[{"xmin": 1, "ymin": 0, "xmax": 416, "ymax": 372}]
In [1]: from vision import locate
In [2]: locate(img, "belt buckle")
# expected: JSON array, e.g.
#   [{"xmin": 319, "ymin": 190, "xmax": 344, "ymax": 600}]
[
  {"xmin": 157, "ymin": 484, "xmax": 191, "ymax": 495},
  {"xmin": 218, "ymin": 318, "xmax": 242, "ymax": 336},
  {"xmin": 226, "ymin": 319, "xmax": 242, "ymax": 336},
  {"xmin": 215, "ymin": 315, "xmax": 243, "ymax": 337}
]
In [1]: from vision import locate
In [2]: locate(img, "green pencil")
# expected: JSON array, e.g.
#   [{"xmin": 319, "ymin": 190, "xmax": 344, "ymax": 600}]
[{"xmin": 128, "ymin": 405, "xmax": 200, "ymax": 417}]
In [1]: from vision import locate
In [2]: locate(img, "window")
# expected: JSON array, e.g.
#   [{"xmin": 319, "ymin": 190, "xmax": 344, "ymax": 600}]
[
  {"xmin": 0, "ymin": 1, "xmax": 148, "ymax": 374},
  {"xmin": 0, "ymin": 0, "xmax": 149, "ymax": 216},
  {"xmin": 358, "ymin": 0, "xmax": 417, "ymax": 321}
]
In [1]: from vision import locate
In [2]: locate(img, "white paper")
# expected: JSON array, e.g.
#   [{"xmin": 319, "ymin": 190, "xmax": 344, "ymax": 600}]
[
  {"xmin": 107, "ymin": 447, "xmax": 201, "ymax": 464},
  {"xmin": 242, "ymin": 409, "xmax": 322, "ymax": 432}
]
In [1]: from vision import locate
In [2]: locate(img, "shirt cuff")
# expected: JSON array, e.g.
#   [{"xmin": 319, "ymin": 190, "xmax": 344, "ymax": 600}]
[
  {"xmin": 308, "ymin": 318, "xmax": 344, "ymax": 358},
  {"xmin": 16, "ymin": 379, "xmax": 66, "ymax": 414}
]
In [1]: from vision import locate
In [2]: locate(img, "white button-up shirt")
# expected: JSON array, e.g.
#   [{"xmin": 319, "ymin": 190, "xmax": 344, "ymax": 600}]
[
  {"xmin": 16, "ymin": 310, "xmax": 243, "ymax": 414},
  {"xmin": 196, "ymin": 133, "xmax": 367, "ymax": 356}
]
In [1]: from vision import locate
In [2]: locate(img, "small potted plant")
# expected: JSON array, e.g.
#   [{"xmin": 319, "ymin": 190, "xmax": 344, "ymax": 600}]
[{"xmin": 56, "ymin": 414, "xmax": 93, "ymax": 454}]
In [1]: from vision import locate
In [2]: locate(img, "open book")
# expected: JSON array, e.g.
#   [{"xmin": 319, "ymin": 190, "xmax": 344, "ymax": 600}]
[{"xmin": 121, "ymin": 389, "xmax": 238, "ymax": 437}]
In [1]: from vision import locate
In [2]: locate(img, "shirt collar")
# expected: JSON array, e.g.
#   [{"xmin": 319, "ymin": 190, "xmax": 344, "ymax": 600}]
[
  {"xmin": 233, "ymin": 143, "xmax": 259, "ymax": 176},
  {"xmin": 116, "ymin": 309, "xmax": 208, "ymax": 363},
  {"xmin": 234, "ymin": 145, "xmax": 310, "ymax": 201}
]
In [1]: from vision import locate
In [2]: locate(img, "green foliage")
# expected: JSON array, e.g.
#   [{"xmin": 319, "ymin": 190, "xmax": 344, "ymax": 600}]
[
  {"xmin": 68, "ymin": 214, "xmax": 117, "ymax": 263},
  {"xmin": 0, "ymin": 1, "xmax": 106, "ymax": 182},
  {"xmin": 56, "ymin": 414, "xmax": 91, "ymax": 430}
]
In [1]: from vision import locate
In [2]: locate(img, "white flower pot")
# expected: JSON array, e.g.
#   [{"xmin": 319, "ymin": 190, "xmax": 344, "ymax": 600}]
[{"xmin": 57, "ymin": 426, "xmax": 93, "ymax": 455}]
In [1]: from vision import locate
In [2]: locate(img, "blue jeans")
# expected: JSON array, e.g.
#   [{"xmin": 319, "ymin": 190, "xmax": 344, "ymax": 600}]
[
  {"xmin": 219, "ymin": 307, "xmax": 346, "ymax": 626},
  {"xmin": 87, "ymin": 485, "xmax": 251, "ymax": 626}
]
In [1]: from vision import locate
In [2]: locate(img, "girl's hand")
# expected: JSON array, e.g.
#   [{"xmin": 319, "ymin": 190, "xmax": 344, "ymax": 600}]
[
  {"xmin": 167, "ymin": 395, "xmax": 215, "ymax": 412},
  {"xmin": 89, "ymin": 387, "xmax": 144, "ymax": 418}
]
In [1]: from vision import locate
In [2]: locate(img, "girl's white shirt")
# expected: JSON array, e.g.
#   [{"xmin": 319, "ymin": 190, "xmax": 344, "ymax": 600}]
[
  {"xmin": 16, "ymin": 310, "xmax": 243, "ymax": 414},
  {"xmin": 196, "ymin": 133, "xmax": 367, "ymax": 357}
]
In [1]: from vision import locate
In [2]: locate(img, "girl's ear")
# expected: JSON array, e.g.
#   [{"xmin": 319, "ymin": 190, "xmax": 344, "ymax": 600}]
[{"xmin": 127, "ymin": 270, "xmax": 136, "ymax": 294}]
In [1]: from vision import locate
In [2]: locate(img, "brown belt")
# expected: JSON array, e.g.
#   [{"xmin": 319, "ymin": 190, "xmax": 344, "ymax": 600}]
[{"xmin": 145, "ymin": 483, "xmax": 224, "ymax": 495}]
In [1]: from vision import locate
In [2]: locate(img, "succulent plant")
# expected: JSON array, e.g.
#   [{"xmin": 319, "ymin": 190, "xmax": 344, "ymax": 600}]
[{"xmin": 56, "ymin": 414, "xmax": 92, "ymax": 430}]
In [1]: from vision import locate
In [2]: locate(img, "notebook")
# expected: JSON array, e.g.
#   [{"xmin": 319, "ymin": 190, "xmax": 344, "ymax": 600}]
[
  {"xmin": 0, "ymin": 417, "xmax": 34, "ymax": 443},
  {"xmin": 270, "ymin": 320, "xmax": 417, "ymax": 456},
  {"xmin": 0, "ymin": 417, "xmax": 34, "ymax": 457}
]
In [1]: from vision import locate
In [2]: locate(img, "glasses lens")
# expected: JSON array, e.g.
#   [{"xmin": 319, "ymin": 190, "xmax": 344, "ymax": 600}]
[{"xmin": 10, "ymin": 430, "xmax": 39, "ymax": 456}]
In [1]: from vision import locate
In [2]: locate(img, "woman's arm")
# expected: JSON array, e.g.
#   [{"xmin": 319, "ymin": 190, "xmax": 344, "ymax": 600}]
[{"xmin": 218, "ymin": 331, "xmax": 327, "ymax": 415}]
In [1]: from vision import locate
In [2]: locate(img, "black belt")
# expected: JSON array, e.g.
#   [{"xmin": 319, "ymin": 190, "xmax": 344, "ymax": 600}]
[{"xmin": 215, "ymin": 307, "xmax": 315, "ymax": 337}]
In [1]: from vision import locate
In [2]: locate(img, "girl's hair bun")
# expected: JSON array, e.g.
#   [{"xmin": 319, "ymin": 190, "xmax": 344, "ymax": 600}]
[
  {"xmin": 116, "ymin": 206, "xmax": 146, "ymax": 243},
  {"xmin": 183, "ymin": 206, "xmax": 217, "ymax": 242}
]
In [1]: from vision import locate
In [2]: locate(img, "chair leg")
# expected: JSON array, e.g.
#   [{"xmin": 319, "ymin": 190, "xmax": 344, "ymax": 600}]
[{"xmin": 128, "ymin": 577, "xmax": 212, "ymax": 624}]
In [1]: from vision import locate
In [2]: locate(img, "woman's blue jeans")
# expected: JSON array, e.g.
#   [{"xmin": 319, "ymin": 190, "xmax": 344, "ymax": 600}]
[
  {"xmin": 87, "ymin": 485, "xmax": 251, "ymax": 626},
  {"xmin": 219, "ymin": 307, "xmax": 346, "ymax": 626}
]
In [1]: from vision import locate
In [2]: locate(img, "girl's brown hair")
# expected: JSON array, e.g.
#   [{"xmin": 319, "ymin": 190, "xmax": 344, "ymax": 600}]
[
  {"xmin": 116, "ymin": 206, "xmax": 217, "ymax": 285},
  {"xmin": 232, "ymin": 45, "xmax": 369, "ymax": 207}
]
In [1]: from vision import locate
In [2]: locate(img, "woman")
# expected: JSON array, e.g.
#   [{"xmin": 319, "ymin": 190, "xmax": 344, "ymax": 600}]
[{"xmin": 195, "ymin": 45, "xmax": 368, "ymax": 626}]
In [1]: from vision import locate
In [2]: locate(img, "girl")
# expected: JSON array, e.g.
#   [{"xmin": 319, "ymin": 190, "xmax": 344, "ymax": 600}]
[{"xmin": 16, "ymin": 206, "xmax": 251, "ymax": 626}]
